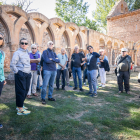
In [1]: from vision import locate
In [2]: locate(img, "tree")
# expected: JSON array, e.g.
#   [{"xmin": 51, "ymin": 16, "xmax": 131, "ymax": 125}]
[
  {"xmin": 55, "ymin": 0, "xmax": 100, "ymax": 31},
  {"xmin": 93, "ymin": 0, "xmax": 140, "ymax": 32},
  {"xmin": 11, "ymin": 0, "xmax": 38, "ymax": 13},
  {"xmin": 93, "ymin": 0, "xmax": 118, "ymax": 32}
]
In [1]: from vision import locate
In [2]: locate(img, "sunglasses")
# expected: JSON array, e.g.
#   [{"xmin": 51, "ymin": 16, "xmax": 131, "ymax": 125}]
[
  {"xmin": 0, "ymin": 37, "xmax": 3, "ymax": 40},
  {"xmin": 32, "ymin": 48, "xmax": 37, "ymax": 50},
  {"xmin": 50, "ymin": 43, "xmax": 53, "ymax": 45},
  {"xmin": 21, "ymin": 42, "xmax": 28, "ymax": 45}
]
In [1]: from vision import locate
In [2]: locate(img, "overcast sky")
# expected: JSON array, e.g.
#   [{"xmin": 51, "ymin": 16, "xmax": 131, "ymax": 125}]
[{"xmin": 4, "ymin": 0, "xmax": 97, "ymax": 19}]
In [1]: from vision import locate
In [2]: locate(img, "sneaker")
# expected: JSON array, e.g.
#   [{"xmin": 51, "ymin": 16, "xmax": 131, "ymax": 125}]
[
  {"xmin": 102, "ymin": 85, "xmax": 105, "ymax": 87},
  {"xmin": 86, "ymin": 92, "xmax": 92, "ymax": 95},
  {"xmin": 62, "ymin": 88, "xmax": 65, "ymax": 90},
  {"xmin": 42, "ymin": 99, "xmax": 46, "ymax": 104},
  {"xmin": 118, "ymin": 91, "xmax": 123, "ymax": 93},
  {"xmin": 56, "ymin": 88, "xmax": 59, "ymax": 91},
  {"xmin": 16, "ymin": 106, "xmax": 28, "ymax": 110},
  {"xmin": 126, "ymin": 91, "xmax": 130, "ymax": 94},
  {"xmin": 0, "ymin": 124, "xmax": 3, "ymax": 129},
  {"xmin": 91, "ymin": 93, "xmax": 98, "ymax": 97},
  {"xmin": 48, "ymin": 98, "xmax": 56, "ymax": 101},
  {"xmin": 17, "ymin": 109, "xmax": 31, "ymax": 115},
  {"xmin": 73, "ymin": 87, "xmax": 77, "ymax": 90},
  {"xmin": 80, "ymin": 88, "xmax": 84, "ymax": 92},
  {"xmin": 99, "ymin": 84, "xmax": 102, "ymax": 87}
]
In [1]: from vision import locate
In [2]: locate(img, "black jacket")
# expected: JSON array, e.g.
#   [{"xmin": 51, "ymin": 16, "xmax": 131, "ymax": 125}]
[{"xmin": 102, "ymin": 60, "xmax": 110, "ymax": 72}]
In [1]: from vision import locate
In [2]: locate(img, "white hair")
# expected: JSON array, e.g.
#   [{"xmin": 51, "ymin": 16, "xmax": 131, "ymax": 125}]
[
  {"xmin": 99, "ymin": 49, "xmax": 104, "ymax": 52},
  {"xmin": 74, "ymin": 45, "xmax": 79, "ymax": 49},
  {"xmin": 47, "ymin": 41, "xmax": 53, "ymax": 46},
  {"xmin": 31, "ymin": 44, "xmax": 37, "ymax": 49},
  {"xmin": 61, "ymin": 48, "xmax": 66, "ymax": 51}
]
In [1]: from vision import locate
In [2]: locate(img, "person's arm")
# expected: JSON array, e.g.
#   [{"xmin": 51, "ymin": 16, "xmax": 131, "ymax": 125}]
[
  {"xmin": 30, "ymin": 59, "xmax": 40, "ymax": 63},
  {"xmin": 10, "ymin": 52, "xmax": 20, "ymax": 73},
  {"xmin": 52, "ymin": 53, "xmax": 60, "ymax": 63},
  {"xmin": 42, "ymin": 51, "xmax": 53, "ymax": 64},
  {"xmin": 81, "ymin": 61, "xmax": 86, "ymax": 66}
]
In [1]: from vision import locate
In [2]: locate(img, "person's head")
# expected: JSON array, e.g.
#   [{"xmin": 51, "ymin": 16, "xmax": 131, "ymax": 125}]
[
  {"xmin": 121, "ymin": 48, "xmax": 128, "ymax": 57},
  {"xmin": 87, "ymin": 45, "xmax": 93, "ymax": 53},
  {"xmin": 47, "ymin": 41, "xmax": 54, "ymax": 50},
  {"xmin": 19, "ymin": 38, "xmax": 28, "ymax": 50},
  {"xmin": 61, "ymin": 48, "xmax": 66, "ymax": 55},
  {"xmin": 0, "ymin": 33, "xmax": 4, "ymax": 48},
  {"xmin": 74, "ymin": 45, "xmax": 79, "ymax": 53},
  {"xmin": 99, "ymin": 49, "xmax": 104, "ymax": 56},
  {"xmin": 31, "ymin": 44, "xmax": 37, "ymax": 54}
]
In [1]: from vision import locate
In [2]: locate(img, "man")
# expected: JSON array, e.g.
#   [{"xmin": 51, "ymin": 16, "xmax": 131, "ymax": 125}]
[
  {"xmin": 56, "ymin": 48, "xmax": 68, "ymax": 90},
  {"xmin": 115, "ymin": 48, "xmax": 132, "ymax": 94},
  {"xmin": 85, "ymin": 45, "xmax": 101, "ymax": 97},
  {"xmin": 41, "ymin": 41, "xmax": 60, "ymax": 104},
  {"xmin": 27, "ymin": 44, "xmax": 40, "ymax": 99},
  {"xmin": 71, "ymin": 46, "xmax": 85, "ymax": 91}
]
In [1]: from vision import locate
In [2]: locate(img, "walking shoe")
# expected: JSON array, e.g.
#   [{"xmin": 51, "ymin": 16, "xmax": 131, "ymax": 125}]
[
  {"xmin": 16, "ymin": 106, "xmax": 28, "ymax": 111},
  {"xmin": 126, "ymin": 91, "xmax": 130, "ymax": 94},
  {"xmin": 73, "ymin": 87, "xmax": 77, "ymax": 90},
  {"xmin": 56, "ymin": 88, "xmax": 59, "ymax": 91},
  {"xmin": 17, "ymin": 109, "xmax": 31, "ymax": 115},
  {"xmin": 99, "ymin": 84, "xmax": 102, "ymax": 87},
  {"xmin": 90, "ymin": 93, "xmax": 98, "ymax": 97},
  {"xmin": 102, "ymin": 85, "xmax": 105, "ymax": 87},
  {"xmin": 42, "ymin": 99, "xmax": 46, "ymax": 104},
  {"xmin": 80, "ymin": 88, "xmax": 84, "ymax": 92},
  {"xmin": 118, "ymin": 91, "xmax": 123, "ymax": 93},
  {"xmin": 62, "ymin": 88, "xmax": 65, "ymax": 90},
  {"xmin": 48, "ymin": 98, "xmax": 56, "ymax": 101},
  {"xmin": 86, "ymin": 92, "xmax": 92, "ymax": 95},
  {"xmin": 0, "ymin": 124, "xmax": 3, "ymax": 129}
]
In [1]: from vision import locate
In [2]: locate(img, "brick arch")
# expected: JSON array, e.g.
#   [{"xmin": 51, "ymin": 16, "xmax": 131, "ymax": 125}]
[
  {"xmin": 99, "ymin": 38, "xmax": 105, "ymax": 49},
  {"xmin": 134, "ymin": 40, "xmax": 140, "ymax": 50}
]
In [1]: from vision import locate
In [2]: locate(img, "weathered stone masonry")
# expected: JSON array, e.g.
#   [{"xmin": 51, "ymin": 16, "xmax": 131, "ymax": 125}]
[{"xmin": 0, "ymin": 4, "xmax": 138, "ymax": 73}]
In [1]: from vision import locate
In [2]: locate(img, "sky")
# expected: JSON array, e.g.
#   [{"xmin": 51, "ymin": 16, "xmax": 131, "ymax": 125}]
[{"xmin": 4, "ymin": 0, "xmax": 97, "ymax": 19}]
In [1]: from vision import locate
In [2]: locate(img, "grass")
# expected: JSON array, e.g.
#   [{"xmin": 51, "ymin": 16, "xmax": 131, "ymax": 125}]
[{"xmin": 0, "ymin": 72, "xmax": 140, "ymax": 140}]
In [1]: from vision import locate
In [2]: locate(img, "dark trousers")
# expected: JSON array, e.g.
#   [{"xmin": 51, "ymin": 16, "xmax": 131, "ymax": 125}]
[
  {"xmin": 83, "ymin": 68, "xmax": 87, "ymax": 83},
  {"xmin": 0, "ymin": 81, "xmax": 4, "ymax": 96},
  {"xmin": 15, "ymin": 71, "xmax": 31, "ymax": 107},
  {"xmin": 117, "ymin": 71, "xmax": 130, "ymax": 92},
  {"xmin": 56, "ymin": 69, "xmax": 66, "ymax": 89}
]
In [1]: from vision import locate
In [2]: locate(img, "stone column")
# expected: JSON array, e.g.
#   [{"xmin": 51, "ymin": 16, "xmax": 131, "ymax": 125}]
[
  {"xmin": 7, "ymin": 44, "xmax": 19, "ymax": 85},
  {"xmin": 134, "ymin": 50, "xmax": 137, "ymax": 66},
  {"xmin": 110, "ymin": 48, "xmax": 113, "ymax": 65}
]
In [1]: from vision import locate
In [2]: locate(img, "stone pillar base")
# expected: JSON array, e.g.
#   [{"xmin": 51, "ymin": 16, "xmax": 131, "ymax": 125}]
[{"xmin": 6, "ymin": 72, "xmax": 15, "ymax": 85}]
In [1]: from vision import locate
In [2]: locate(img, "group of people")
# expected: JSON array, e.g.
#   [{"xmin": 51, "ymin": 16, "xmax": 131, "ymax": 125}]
[{"xmin": 0, "ymin": 33, "xmax": 133, "ymax": 128}]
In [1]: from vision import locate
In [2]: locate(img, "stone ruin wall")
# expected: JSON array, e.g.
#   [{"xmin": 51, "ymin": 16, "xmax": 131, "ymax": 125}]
[{"xmin": 0, "ymin": 5, "xmax": 139, "ymax": 73}]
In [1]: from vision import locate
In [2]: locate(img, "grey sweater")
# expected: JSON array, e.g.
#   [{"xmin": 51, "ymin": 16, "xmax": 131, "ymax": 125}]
[{"xmin": 10, "ymin": 48, "xmax": 31, "ymax": 74}]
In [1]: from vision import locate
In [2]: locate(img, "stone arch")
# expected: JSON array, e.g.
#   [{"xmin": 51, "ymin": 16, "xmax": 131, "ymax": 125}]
[
  {"xmin": 106, "ymin": 41, "xmax": 112, "ymax": 64},
  {"xmin": 120, "ymin": 44, "xmax": 124, "ymax": 50},
  {"xmin": 75, "ymin": 33, "xmax": 83, "ymax": 49},
  {"xmin": 99, "ymin": 38, "xmax": 105, "ymax": 49}
]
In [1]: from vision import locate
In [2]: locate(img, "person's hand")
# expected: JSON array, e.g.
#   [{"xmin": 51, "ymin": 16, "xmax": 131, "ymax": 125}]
[
  {"xmin": 50, "ymin": 58, "xmax": 52, "ymax": 60},
  {"xmin": 4, "ymin": 80, "xmax": 7, "ymax": 85},
  {"xmin": 41, "ymin": 67, "xmax": 42, "ymax": 71},
  {"xmin": 100, "ymin": 60, "xmax": 103, "ymax": 62},
  {"xmin": 56, "ymin": 58, "xmax": 58, "ymax": 59}
]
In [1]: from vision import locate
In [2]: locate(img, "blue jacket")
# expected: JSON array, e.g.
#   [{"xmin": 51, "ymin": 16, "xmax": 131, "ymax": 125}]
[
  {"xmin": 41, "ymin": 48, "xmax": 60, "ymax": 71},
  {"xmin": 0, "ymin": 50, "xmax": 5, "ymax": 82}
]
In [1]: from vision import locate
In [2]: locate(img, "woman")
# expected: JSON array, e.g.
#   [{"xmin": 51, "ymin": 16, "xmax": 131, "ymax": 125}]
[
  {"xmin": 98, "ymin": 49, "xmax": 109, "ymax": 87},
  {"xmin": 10, "ymin": 38, "xmax": 36, "ymax": 115},
  {"xmin": 0, "ymin": 32, "xmax": 6, "ymax": 128},
  {"xmin": 27, "ymin": 44, "xmax": 40, "ymax": 98}
]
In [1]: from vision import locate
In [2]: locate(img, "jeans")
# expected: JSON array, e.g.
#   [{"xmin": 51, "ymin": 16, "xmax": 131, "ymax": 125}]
[
  {"xmin": 41, "ymin": 70, "xmax": 57, "ymax": 99},
  {"xmin": 15, "ymin": 71, "xmax": 31, "ymax": 107},
  {"xmin": 117, "ymin": 71, "xmax": 129, "ymax": 92},
  {"xmin": 72, "ymin": 67, "xmax": 82, "ymax": 89},
  {"xmin": 56, "ymin": 69, "xmax": 66, "ymax": 89},
  {"xmin": 87, "ymin": 70, "xmax": 98, "ymax": 94},
  {"xmin": 83, "ymin": 68, "xmax": 87, "ymax": 83}
]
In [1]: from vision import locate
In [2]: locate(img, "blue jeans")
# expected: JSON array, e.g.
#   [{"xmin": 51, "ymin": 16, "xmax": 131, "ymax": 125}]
[
  {"xmin": 41, "ymin": 70, "xmax": 57, "ymax": 99},
  {"xmin": 87, "ymin": 70, "xmax": 98, "ymax": 94},
  {"xmin": 72, "ymin": 67, "xmax": 82, "ymax": 89}
]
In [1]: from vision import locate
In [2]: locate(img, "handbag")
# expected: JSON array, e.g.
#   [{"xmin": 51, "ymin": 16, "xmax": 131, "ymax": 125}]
[{"xmin": 115, "ymin": 55, "xmax": 129, "ymax": 76}]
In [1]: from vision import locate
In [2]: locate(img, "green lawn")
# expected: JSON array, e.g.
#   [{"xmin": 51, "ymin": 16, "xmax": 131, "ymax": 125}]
[{"xmin": 0, "ymin": 72, "xmax": 140, "ymax": 140}]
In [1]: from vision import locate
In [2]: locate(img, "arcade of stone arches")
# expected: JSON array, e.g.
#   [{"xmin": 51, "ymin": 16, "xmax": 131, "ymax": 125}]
[{"xmin": 0, "ymin": 5, "xmax": 139, "ymax": 72}]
